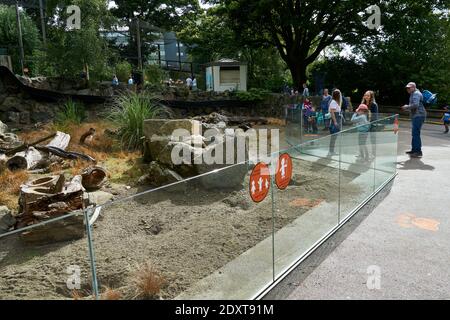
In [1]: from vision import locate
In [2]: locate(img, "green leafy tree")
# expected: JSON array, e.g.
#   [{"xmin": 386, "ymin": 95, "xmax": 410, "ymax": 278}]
[
  {"xmin": 110, "ymin": 0, "xmax": 200, "ymax": 67},
  {"xmin": 178, "ymin": 9, "xmax": 290, "ymax": 91},
  {"xmin": 35, "ymin": 0, "xmax": 115, "ymax": 81},
  {"xmin": 0, "ymin": 5, "xmax": 40, "ymax": 73},
  {"xmin": 211, "ymin": 0, "xmax": 375, "ymax": 89},
  {"xmin": 358, "ymin": 0, "xmax": 450, "ymax": 105}
]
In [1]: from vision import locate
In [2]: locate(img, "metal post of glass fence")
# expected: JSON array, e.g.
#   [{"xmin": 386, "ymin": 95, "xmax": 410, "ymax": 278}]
[
  {"xmin": 338, "ymin": 128, "xmax": 342, "ymax": 225},
  {"xmin": 373, "ymin": 120, "xmax": 378, "ymax": 193},
  {"xmin": 270, "ymin": 172, "xmax": 276, "ymax": 283},
  {"xmin": 300, "ymin": 108, "xmax": 303, "ymax": 144},
  {"xmin": 84, "ymin": 207, "xmax": 100, "ymax": 299}
]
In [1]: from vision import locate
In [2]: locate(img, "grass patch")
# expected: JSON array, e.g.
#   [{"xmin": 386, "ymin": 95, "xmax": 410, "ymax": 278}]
[
  {"xmin": 109, "ymin": 92, "xmax": 171, "ymax": 151},
  {"xmin": 55, "ymin": 99, "xmax": 86, "ymax": 130},
  {"xmin": 0, "ymin": 170, "xmax": 28, "ymax": 209}
]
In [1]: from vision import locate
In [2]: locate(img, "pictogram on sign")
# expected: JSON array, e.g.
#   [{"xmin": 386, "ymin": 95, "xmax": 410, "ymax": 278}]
[
  {"xmin": 275, "ymin": 153, "xmax": 293, "ymax": 190},
  {"xmin": 249, "ymin": 162, "xmax": 271, "ymax": 203}
]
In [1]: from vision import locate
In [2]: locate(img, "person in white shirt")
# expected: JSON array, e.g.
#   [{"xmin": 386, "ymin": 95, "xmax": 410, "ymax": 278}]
[
  {"xmin": 328, "ymin": 89, "xmax": 343, "ymax": 156},
  {"xmin": 192, "ymin": 77, "xmax": 197, "ymax": 90},
  {"xmin": 302, "ymin": 83, "xmax": 310, "ymax": 97},
  {"xmin": 186, "ymin": 76, "xmax": 193, "ymax": 90}
]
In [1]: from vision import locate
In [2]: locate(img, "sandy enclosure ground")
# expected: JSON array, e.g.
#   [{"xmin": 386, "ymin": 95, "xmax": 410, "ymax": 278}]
[{"xmin": 0, "ymin": 155, "xmax": 363, "ymax": 300}]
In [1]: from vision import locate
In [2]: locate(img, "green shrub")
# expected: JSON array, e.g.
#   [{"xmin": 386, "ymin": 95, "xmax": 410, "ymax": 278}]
[
  {"xmin": 55, "ymin": 99, "xmax": 86, "ymax": 127},
  {"xmin": 115, "ymin": 61, "xmax": 132, "ymax": 83},
  {"xmin": 236, "ymin": 88, "xmax": 271, "ymax": 101},
  {"xmin": 144, "ymin": 64, "xmax": 168, "ymax": 85},
  {"xmin": 109, "ymin": 92, "xmax": 171, "ymax": 150}
]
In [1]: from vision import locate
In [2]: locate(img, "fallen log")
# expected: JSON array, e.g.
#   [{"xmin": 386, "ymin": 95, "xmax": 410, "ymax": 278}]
[
  {"xmin": 2, "ymin": 132, "xmax": 56, "ymax": 156},
  {"xmin": 5, "ymin": 131, "xmax": 72, "ymax": 171},
  {"xmin": 46, "ymin": 131, "xmax": 70, "ymax": 150},
  {"xmin": 35, "ymin": 146, "xmax": 96, "ymax": 162},
  {"xmin": 6, "ymin": 146, "xmax": 44, "ymax": 171},
  {"xmin": 81, "ymin": 166, "xmax": 107, "ymax": 190}
]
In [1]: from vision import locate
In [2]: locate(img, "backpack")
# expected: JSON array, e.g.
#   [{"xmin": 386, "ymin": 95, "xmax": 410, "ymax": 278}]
[{"xmin": 422, "ymin": 90, "xmax": 437, "ymax": 105}]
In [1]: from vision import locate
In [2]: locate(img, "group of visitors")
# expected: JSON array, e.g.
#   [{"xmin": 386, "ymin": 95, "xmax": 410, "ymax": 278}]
[
  {"xmin": 324, "ymin": 81, "xmax": 429, "ymax": 160},
  {"xmin": 111, "ymin": 75, "xmax": 136, "ymax": 87},
  {"xmin": 186, "ymin": 76, "xmax": 197, "ymax": 91},
  {"xmin": 316, "ymin": 88, "xmax": 380, "ymax": 160}
]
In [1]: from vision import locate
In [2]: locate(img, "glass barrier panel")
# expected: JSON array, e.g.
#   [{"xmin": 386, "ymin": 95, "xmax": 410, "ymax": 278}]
[
  {"xmin": 338, "ymin": 124, "xmax": 376, "ymax": 222},
  {"xmin": 0, "ymin": 211, "xmax": 94, "ymax": 300},
  {"xmin": 374, "ymin": 115, "xmax": 398, "ymax": 189},
  {"xmin": 91, "ymin": 161, "xmax": 274, "ymax": 300},
  {"xmin": 273, "ymin": 136, "xmax": 340, "ymax": 279}
]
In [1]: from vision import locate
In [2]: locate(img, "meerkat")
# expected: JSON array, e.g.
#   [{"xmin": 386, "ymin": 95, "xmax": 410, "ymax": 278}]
[{"xmin": 79, "ymin": 127, "xmax": 96, "ymax": 145}]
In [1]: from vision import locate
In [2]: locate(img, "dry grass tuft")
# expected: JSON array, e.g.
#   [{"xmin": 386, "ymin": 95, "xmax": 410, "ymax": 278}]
[
  {"xmin": 16, "ymin": 120, "xmax": 142, "ymax": 184},
  {"xmin": 0, "ymin": 170, "xmax": 28, "ymax": 209},
  {"xmin": 71, "ymin": 290, "xmax": 83, "ymax": 300},
  {"xmin": 132, "ymin": 262, "xmax": 165, "ymax": 299},
  {"xmin": 100, "ymin": 287, "xmax": 122, "ymax": 300},
  {"xmin": 266, "ymin": 117, "xmax": 286, "ymax": 126}
]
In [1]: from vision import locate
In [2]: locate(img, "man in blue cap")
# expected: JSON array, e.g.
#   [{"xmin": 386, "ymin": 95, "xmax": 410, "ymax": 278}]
[{"xmin": 402, "ymin": 82, "xmax": 427, "ymax": 158}]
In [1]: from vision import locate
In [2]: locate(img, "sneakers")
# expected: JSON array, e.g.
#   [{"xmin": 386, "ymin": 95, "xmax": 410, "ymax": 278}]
[{"xmin": 405, "ymin": 150, "xmax": 414, "ymax": 154}]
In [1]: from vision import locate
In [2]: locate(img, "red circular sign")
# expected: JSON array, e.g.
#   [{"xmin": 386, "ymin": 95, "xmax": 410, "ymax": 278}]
[
  {"xmin": 249, "ymin": 162, "xmax": 271, "ymax": 203},
  {"xmin": 275, "ymin": 153, "xmax": 293, "ymax": 190}
]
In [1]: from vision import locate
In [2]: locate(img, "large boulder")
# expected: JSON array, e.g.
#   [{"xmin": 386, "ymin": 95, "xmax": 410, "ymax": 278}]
[
  {"xmin": 194, "ymin": 133, "xmax": 248, "ymax": 189},
  {"xmin": 0, "ymin": 206, "xmax": 16, "ymax": 234},
  {"xmin": 0, "ymin": 120, "xmax": 8, "ymax": 134},
  {"xmin": 143, "ymin": 119, "xmax": 201, "ymax": 141},
  {"xmin": 87, "ymin": 190, "xmax": 114, "ymax": 206},
  {"xmin": 139, "ymin": 161, "xmax": 186, "ymax": 192},
  {"xmin": 142, "ymin": 117, "xmax": 248, "ymax": 190}
]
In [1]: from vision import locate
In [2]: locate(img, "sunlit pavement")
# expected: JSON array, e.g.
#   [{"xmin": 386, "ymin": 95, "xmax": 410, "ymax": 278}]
[{"xmin": 265, "ymin": 121, "xmax": 450, "ymax": 299}]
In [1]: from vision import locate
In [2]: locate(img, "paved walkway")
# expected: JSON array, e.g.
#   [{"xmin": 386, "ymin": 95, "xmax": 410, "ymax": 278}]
[{"xmin": 266, "ymin": 122, "xmax": 450, "ymax": 299}]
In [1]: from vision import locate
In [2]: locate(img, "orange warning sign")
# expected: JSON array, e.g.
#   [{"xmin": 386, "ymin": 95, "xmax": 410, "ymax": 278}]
[
  {"xmin": 393, "ymin": 117, "xmax": 399, "ymax": 134},
  {"xmin": 249, "ymin": 162, "xmax": 271, "ymax": 203},
  {"xmin": 275, "ymin": 153, "xmax": 293, "ymax": 190}
]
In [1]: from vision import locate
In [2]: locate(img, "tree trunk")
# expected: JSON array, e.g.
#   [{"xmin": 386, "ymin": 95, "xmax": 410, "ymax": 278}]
[{"xmin": 287, "ymin": 60, "xmax": 307, "ymax": 91}]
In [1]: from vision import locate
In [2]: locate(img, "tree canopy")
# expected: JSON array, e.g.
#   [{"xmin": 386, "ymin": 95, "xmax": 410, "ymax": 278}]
[
  {"xmin": 210, "ymin": 0, "xmax": 377, "ymax": 88},
  {"xmin": 0, "ymin": 4, "xmax": 40, "ymax": 73}
]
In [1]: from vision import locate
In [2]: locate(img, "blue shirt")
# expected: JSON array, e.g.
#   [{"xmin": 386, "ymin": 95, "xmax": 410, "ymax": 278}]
[
  {"xmin": 320, "ymin": 95, "xmax": 332, "ymax": 113},
  {"xmin": 444, "ymin": 112, "xmax": 450, "ymax": 122},
  {"xmin": 405, "ymin": 89, "xmax": 427, "ymax": 118}
]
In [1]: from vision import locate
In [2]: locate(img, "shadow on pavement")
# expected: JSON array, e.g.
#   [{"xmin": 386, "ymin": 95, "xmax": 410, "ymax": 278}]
[
  {"xmin": 263, "ymin": 179, "xmax": 394, "ymax": 300},
  {"xmin": 397, "ymin": 158, "xmax": 435, "ymax": 171}
]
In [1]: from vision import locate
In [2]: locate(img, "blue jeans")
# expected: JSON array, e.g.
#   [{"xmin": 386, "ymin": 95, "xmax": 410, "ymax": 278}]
[
  {"xmin": 411, "ymin": 116, "xmax": 425, "ymax": 153},
  {"xmin": 329, "ymin": 118, "xmax": 341, "ymax": 153}
]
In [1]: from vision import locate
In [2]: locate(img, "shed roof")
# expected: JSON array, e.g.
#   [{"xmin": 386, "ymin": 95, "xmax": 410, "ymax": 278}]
[{"xmin": 204, "ymin": 58, "xmax": 247, "ymax": 67}]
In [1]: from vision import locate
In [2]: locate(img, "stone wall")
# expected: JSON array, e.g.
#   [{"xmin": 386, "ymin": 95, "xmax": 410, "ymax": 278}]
[{"xmin": 167, "ymin": 94, "xmax": 323, "ymax": 119}]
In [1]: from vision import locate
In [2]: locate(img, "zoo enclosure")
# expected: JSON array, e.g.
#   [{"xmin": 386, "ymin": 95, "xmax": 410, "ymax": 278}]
[{"xmin": 0, "ymin": 114, "xmax": 398, "ymax": 300}]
